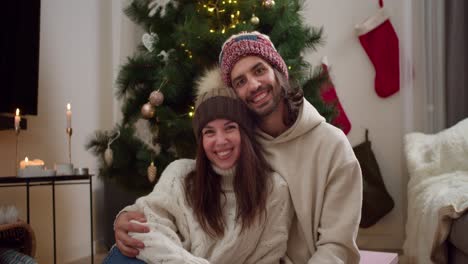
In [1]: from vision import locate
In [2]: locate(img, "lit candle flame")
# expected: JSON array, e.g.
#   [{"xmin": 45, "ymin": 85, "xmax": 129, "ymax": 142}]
[
  {"xmin": 16, "ymin": 108, "xmax": 20, "ymax": 116},
  {"xmin": 67, "ymin": 103, "xmax": 71, "ymax": 110},
  {"xmin": 25, "ymin": 157, "xmax": 29, "ymax": 162}
]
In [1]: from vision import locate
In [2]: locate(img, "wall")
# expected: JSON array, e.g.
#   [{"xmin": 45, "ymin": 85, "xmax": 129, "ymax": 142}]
[
  {"xmin": 0, "ymin": 0, "xmax": 114, "ymax": 262},
  {"xmin": 302, "ymin": 0, "xmax": 421, "ymax": 250}
]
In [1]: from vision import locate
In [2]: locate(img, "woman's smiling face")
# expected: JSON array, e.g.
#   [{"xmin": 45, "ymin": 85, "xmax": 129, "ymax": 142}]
[{"xmin": 202, "ymin": 119, "xmax": 241, "ymax": 169}]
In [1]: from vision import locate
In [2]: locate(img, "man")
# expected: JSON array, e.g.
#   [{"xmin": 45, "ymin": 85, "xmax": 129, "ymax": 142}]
[{"xmin": 114, "ymin": 31, "xmax": 362, "ymax": 263}]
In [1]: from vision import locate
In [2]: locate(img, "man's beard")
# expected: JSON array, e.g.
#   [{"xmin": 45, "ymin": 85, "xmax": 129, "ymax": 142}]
[{"xmin": 247, "ymin": 83, "xmax": 282, "ymax": 118}]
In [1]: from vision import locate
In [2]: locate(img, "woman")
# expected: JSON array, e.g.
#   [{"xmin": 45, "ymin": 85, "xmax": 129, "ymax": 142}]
[{"xmin": 104, "ymin": 68, "xmax": 292, "ymax": 264}]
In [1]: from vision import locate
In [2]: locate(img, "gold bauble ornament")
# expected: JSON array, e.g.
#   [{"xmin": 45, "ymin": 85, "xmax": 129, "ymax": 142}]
[
  {"xmin": 250, "ymin": 14, "xmax": 260, "ymax": 25},
  {"xmin": 141, "ymin": 102, "xmax": 156, "ymax": 119},
  {"xmin": 149, "ymin": 90, "xmax": 164, "ymax": 106},
  {"xmin": 147, "ymin": 162, "xmax": 157, "ymax": 183},
  {"xmin": 264, "ymin": 0, "xmax": 275, "ymax": 8}
]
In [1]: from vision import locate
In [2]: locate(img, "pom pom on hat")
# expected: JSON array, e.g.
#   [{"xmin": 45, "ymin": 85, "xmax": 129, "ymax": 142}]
[
  {"xmin": 219, "ymin": 31, "xmax": 288, "ymax": 88},
  {"xmin": 192, "ymin": 67, "xmax": 254, "ymax": 139}
]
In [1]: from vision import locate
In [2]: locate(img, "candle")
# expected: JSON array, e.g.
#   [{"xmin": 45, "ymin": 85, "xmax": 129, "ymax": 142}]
[
  {"xmin": 19, "ymin": 157, "xmax": 45, "ymax": 169},
  {"xmin": 14, "ymin": 108, "xmax": 21, "ymax": 130},
  {"xmin": 66, "ymin": 103, "xmax": 72, "ymax": 129}
]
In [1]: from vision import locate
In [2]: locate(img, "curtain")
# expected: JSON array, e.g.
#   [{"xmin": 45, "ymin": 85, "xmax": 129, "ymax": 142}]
[{"xmin": 445, "ymin": 0, "xmax": 468, "ymax": 127}]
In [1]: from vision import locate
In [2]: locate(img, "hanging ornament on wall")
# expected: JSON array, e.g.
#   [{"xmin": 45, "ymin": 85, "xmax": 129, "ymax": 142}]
[
  {"xmin": 250, "ymin": 14, "xmax": 260, "ymax": 25},
  {"xmin": 263, "ymin": 0, "xmax": 275, "ymax": 8},
  {"xmin": 141, "ymin": 102, "xmax": 156, "ymax": 119},
  {"xmin": 149, "ymin": 90, "xmax": 164, "ymax": 106},
  {"xmin": 147, "ymin": 161, "xmax": 157, "ymax": 183},
  {"xmin": 104, "ymin": 131, "xmax": 121, "ymax": 167}
]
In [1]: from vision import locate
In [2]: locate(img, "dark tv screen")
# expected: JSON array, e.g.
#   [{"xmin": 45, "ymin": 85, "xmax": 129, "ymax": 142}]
[{"xmin": 0, "ymin": 0, "xmax": 41, "ymax": 115}]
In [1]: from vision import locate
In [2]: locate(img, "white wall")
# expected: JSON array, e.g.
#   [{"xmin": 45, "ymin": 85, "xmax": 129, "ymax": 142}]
[
  {"xmin": 302, "ymin": 0, "xmax": 423, "ymax": 250},
  {"xmin": 0, "ymin": 0, "xmax": 114, "ymax": 262}
]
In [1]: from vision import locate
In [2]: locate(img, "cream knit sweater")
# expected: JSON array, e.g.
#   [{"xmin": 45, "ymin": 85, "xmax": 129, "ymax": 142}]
[{"xmin": 124, "ymin": 159, "xmax": 293, "ymax": 264}]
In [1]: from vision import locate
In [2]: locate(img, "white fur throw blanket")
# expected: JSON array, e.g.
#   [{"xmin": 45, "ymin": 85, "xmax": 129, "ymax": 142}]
[{"xmin": 403, "ymin": 118, "xmax": 468, "ymax": 264}]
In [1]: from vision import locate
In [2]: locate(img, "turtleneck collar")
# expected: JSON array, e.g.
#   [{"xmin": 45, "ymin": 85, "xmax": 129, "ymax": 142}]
[{"xmin": 212, "ymin": 165, "xmax": 236, "ymax": 192}]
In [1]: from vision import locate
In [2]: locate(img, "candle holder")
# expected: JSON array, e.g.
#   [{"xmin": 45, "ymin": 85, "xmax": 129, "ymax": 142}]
[
  {"xmin": 15, "ymin": 127, "xmax": 20, "ymax": 176},
  {"xmin": 66, "ymin": 128, "xmax": 73, "ymax": 164}
]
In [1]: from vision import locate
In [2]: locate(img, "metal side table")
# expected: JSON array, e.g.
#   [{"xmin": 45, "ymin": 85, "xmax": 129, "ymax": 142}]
[{"xmin": 0, "ymin": 174, "xmax": 94, "ymax": 264}]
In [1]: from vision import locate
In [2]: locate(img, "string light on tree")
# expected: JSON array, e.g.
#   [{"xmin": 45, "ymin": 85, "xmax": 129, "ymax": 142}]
[
  {"xmin": 180, "ymin": 43, "xmax": 193, "ymax": 59},
  {"xmin": 199, "ymin": 0, "xmax": 241, "ymax": 33},
  {"xmin": 188, "ymin": 106, "xmax": 195, "ymax": 118}
]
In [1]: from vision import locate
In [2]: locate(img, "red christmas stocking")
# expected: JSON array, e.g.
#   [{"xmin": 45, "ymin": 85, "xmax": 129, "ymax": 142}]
[
  {"xmin": 355, "ymin": 0, "xmax": 400, "ymax": 98},
  {"xmin": 320, "ymin": 61, "xmax": 352, "ymax": 135}
]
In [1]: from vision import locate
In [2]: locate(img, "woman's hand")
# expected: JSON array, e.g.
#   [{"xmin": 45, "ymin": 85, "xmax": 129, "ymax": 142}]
[{"xmin": 114, "ymin": 211, "xmax": 149, "ymax": 257}]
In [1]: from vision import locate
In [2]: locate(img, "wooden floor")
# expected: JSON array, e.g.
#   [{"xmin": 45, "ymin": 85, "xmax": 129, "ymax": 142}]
[{"xmin": 66, "ymin": 253, "xmax": 107, "ymax": 264}]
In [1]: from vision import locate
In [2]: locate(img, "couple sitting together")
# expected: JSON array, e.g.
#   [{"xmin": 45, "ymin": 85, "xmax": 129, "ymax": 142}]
[{"xmin": 105, "ymin": 31, "xmax": 363, "ymax": 264}]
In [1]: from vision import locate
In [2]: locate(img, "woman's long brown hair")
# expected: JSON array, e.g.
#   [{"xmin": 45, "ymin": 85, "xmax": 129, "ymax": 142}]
[{"xmin": 184, "ymin": 125, "xmax": 272, "ymax": 237}]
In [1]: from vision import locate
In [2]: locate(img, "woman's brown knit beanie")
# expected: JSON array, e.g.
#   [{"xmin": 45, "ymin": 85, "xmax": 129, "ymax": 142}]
[{"xmin": 192, "ymin": 67, "xmax": 254, "ymax": 139}]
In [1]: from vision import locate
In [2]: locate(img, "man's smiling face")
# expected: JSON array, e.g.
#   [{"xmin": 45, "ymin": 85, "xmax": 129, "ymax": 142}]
[{"xmin": 230, "ymin": 56, "xmax": 282, "ymax": 118}]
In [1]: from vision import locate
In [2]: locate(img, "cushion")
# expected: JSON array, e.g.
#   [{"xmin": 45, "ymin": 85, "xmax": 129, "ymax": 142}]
[
  {"xmin": 404, "ymin": 118, "xmax": 468, "ymax": 179},
  {"xmin": 0, "ymin": 248, "xmax": 37, "ymax": 264}
]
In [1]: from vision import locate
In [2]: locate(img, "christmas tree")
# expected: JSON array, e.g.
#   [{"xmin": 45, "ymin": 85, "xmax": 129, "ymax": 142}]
[{"xmin": 87, "ymin": 0, "xmax": 336, "ymax": 193}]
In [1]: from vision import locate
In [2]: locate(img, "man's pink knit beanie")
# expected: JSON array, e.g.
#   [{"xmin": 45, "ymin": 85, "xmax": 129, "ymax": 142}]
[{"xmin": 219, "ymin": 31, "xmax": 288, "ymax": 88}]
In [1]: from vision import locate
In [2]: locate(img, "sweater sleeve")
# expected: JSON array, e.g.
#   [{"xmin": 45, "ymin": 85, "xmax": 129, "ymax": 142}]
[
  {"xmin": 309, "ymin": 158, "xmax": 362, "ymax": 264},
  {"xmin": 128, "ymin": 160, "xmax": 210, "ymax": 264},
  {"xmin": 245, "ymin": 173, "xmax": 294, "ymax": 264}
]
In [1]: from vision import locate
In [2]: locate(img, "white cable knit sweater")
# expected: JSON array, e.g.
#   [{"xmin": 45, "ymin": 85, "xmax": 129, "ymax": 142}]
[{"xmin": 124, "ymin": 159, "xmax": 293, "ymax": 264}]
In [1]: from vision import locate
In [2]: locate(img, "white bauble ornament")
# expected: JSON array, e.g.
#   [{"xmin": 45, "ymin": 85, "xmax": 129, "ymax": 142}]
[{"xmin": 104, "ymin": 147, "xmax": 113, "ymax": 167}]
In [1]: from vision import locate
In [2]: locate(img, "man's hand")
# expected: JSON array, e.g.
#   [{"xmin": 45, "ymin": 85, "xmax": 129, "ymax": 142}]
[{"xmin": 114, "ymin": 211, "xmax": 149, "ymax": 257}]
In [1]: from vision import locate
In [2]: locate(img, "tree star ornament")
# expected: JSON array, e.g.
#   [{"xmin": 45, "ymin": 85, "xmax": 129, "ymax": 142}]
[
  {"xmin": 147, "ymin": 161, "xmax": 157, "ymax": 183},
  {"xmin": 141, "ymin": 102, "xmax": 156, "ymax": 119},
  {"xmin": 149, "ymin": 90, "xmax": 164, "ymax": 106}
]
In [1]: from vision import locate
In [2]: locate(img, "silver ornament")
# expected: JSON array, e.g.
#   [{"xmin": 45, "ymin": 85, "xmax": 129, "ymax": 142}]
[
  {"xmin": 141, "ymin": 102, "xmax": 156, "ymax": 119},
  {"xmin": 104, "ymin": 147, "xmax": 113, "ymax": 167},
  {"xmin": 149, "ymin": 90, "xmax": 164, "ymax": 106}
]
